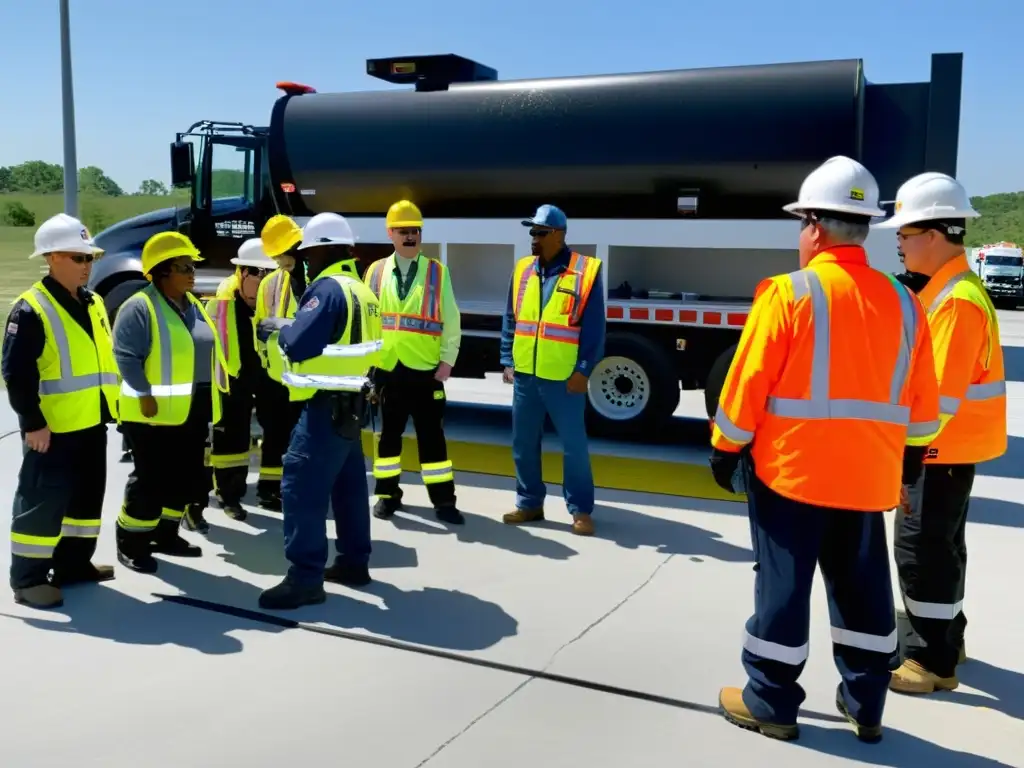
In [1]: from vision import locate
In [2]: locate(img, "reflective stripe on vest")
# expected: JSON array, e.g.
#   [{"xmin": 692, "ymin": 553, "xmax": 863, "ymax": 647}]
[
  {"xmin": 763, "ymin": 269, "xmax": 929, "ymax": 433},
  {"xmin": 264, "ymin": 270, "xmax": 293, "ymax": 319},
  {"xmin": 28, "ymin": 288, "xmax": 119, "ymax": 397},
  {"xmin": 927, "ymin": 272, "xmax": 1007, "ymax": 415},
  {"xmin": 209, "ymin": 296, "xmax": 238, "ymax": 391},
  {"xmin": 378, "ymin": 258, "xmax": 444, "ymax": 337}
]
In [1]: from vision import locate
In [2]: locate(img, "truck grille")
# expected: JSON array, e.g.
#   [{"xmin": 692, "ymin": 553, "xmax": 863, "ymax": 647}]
[{"xmin": 987, "ymin": 275, "xmax": 1020, "ymax": 285}]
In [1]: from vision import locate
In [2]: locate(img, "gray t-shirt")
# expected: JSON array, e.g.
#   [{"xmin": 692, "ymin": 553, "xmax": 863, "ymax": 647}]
[{"xmin": 113, "ymin": 288, "xmax": 215, "ymax": 394}]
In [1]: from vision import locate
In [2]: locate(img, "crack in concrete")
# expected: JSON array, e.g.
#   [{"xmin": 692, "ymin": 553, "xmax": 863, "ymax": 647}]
[{"xmin": 411, "ymin": 553, "xmax": 675, "ymax": 767}]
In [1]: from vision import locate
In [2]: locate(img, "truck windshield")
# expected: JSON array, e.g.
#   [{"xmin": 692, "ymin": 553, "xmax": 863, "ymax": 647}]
[{"xmin": 986, "ymin": 255, "xmax": 1023, "ymax": 267}]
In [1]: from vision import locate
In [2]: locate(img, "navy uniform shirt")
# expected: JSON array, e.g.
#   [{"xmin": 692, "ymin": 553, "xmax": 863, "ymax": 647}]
[{"xmin": 2, "ymin": 275, "xmax": 113, "ymax": 433}]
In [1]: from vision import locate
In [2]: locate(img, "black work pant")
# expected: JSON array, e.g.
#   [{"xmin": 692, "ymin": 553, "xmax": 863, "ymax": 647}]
[
  {"xmin": 741, "ymin": 473, "xmax": 897, "ymax": 728},
  {"xmin": 894, "ymin": 463, "xmax": 973, "ymax": 678},
  {"xmin": 117, "ymin": 385, "xmax": 213, "ymax": 555},
  {"xmin": 211, "ymin": 375, "xmax": 298, "ymax": 504},
  {"xmin": 9, "ymin": 425, "xmax": 108, "ymax": 590},
  {"xmin": 373, "ymin": 364, "xmax": 456, "ymax": 509}
]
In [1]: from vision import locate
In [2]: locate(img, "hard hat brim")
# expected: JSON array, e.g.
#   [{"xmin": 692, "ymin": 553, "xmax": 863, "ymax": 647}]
[
  {"xmin": 297, "ymin": 236, "xmax": 356, "ymax": 250},
  {"xmin": 231, "ymin": 256, "xmax": 277, "ymax": 268},
  {"xmin": 783, "ymin": 201, "xmax": 886, "ymax": 218},
  {"xmin": 872, "ymin": 207, "xmax": 981, "ymax": 230},
  {"xmin": 387, "ymin": 220, "xmax": 423, "ymax": 228},
  {"xmin": 29, "ymin": 243, "xmax": 104, "ymax": 259}
]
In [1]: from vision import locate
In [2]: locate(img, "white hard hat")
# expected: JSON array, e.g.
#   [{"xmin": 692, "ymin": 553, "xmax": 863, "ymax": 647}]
[
  {"xmin": 297, "ymin": 212, "xmax": 356, "ymax": 250},
  {"xmin": 782, "ymin": 156, "xmax": 886, "ymax": 218},
  {"xmin": 29, "ymin": 213, "xmax": 104, "ymax": 259},
  {"xmin": 231, "ymin": 238, "xmax": 277, "ymax": 269},
  {"xmin": 872, "ymin": 172, "xmax": 980, "ymax": 230}
]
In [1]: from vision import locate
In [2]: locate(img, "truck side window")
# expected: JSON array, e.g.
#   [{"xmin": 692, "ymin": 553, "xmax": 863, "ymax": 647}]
[{"xmin": 206, "ymin": 141, "xmax": 255, "ymax": 207}]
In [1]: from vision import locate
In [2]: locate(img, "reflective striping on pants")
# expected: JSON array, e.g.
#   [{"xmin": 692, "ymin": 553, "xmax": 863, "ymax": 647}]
[
  {"xmin": 117, "ymin": 507, "xmax": 160, "ymax": 532},
  {"xmin": 162, "ymin": 507, "xmax": 185, "ymax": 521},
  {"xmin": 209, "ymin": 451, "xmax": 251, "ymax": 469},
  {"xmin": 259, "ymin": 466, "xmax": 283, "ymax": 480},
  {"xmin": 904, "ymin": 595, "xmax": 964, "ymax": 621},
  {"xmin": 11, "ymin": 532, "xmax": 61, "ymax": 559},
  {"xmin": 421, "ymin": 460, "xmax": 454, "ymax": 485},
  {"xmin": 766, "ymin": 270, "xmax": 920, "ymax": 428},
  {"xmin": 61, "ymin": 517, "xmax": 101, "ymax": 538},
  {"xmin": 373, "ymin": 457, "xmax": 403, "ymax": 479},
  {"xmin": 830, "ymin": 626, "xmax": 897, "ymax": 654},
  {"xmin": 743, "ymin": 630, "xmax": 809, "ymax": 666},
  {"xmin": 29, "ymin": 288, "xmax": 120, "ymax": 395}
]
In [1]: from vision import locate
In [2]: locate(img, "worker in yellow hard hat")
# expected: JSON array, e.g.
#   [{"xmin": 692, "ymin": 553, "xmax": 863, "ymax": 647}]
[
  {"xmin": 363, "ymin": 200, "xmax": 465, "ymax": 525},
  {"xmin": 110, "ymin": 231, "xmax": 228, "ymax": 574}
]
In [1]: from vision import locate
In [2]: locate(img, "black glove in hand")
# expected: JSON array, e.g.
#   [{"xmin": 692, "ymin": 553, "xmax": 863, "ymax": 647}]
[
  {"xmin": 256, "ymin": 317, "xmax": 293, "ymax": 343},
  {"xmin": 709, "ymin": 448, "xmax": 742, "ymax": 493}
]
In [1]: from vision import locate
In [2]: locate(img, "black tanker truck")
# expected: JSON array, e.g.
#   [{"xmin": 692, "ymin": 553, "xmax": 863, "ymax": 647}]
[{"xmin": 88, "ymin": 52, "xmax": 964, "ymax": 440}]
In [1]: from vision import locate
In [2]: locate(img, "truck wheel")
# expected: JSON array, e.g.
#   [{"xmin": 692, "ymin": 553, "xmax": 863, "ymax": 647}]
[
  {"xmin": 586, "ymin": 332, "xmax": 680, "ymax": 439},
  {"xmin": 704, "ymin": 343, "xmax": 738, "ymax": 420}
]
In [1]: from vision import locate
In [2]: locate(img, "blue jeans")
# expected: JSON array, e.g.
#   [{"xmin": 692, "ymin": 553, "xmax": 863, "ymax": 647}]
[
  {"xmin": 512, "ymin": 373, "xmax": 594, "ymax": 515},
  {"xmin": 280, "ymin": 396, "xmax": 371, "ymax": 586},
  {"xmin": 741, "ymin": 472, "xmax": 898, "ymax": 727}
]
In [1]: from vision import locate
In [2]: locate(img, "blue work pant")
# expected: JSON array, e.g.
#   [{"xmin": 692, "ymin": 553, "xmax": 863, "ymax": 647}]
[
  {"xmin": 741, "ymin": 472, "xmax": 898, "ymax": 727},
  {"xmin": 280, "ymin": 396, "xmax": 370, "ymax": 586},
  {"xmin": 512, "ymin": 373, "xmax": 594, "ymax": 515}
]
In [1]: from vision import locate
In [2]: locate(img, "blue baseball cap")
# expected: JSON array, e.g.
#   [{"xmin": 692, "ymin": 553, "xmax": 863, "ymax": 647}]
[{"xmin": 522, "ymin": 204, "xmax": 567, "ymax": 231}]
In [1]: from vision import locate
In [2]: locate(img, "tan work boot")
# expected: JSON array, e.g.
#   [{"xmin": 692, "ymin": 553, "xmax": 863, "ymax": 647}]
[
  {"xmin": 719, "ymin": 687, "xmax": 798, "ymax": 741},
  {"xmin": 503, "ymin": 508, "xmax": 544, "ymax": 525},
  {"xmin": 958, "ymin": 642, "xmax": 967, "ymax": 665},
  {"xmin": 13, "ymin": 584, "xmax": 64, "ymax": 609},
  {"xmin": 572, "ymin": 514, "xmax": 595, "ymax": 536},
  {"xmin": 890, "ymin": 659, "xmax": 958, "ymax": 694}
]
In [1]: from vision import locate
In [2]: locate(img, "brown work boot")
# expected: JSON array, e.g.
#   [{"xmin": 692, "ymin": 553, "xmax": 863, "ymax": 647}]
[
  {"xmin": 503, "ymin": 508, "xmax": 544, "ymax": 525},
  {"xmin": 719, "ymin": 687, "xmax": 799, "ymax": 741},
  {"xmin": 572, "ymin": 514, "xmax": 595, "ymax": 536},
  {"xmin": 50, "ymin": 563, "xmax": 115, "ymax": 588},
  {"xmin": 890, "ymin": 660, "xmax": 958, "ymax": 694},
  {"xmin": 13, "ymin": 584, "xmax": 64, "ymax": 609}
]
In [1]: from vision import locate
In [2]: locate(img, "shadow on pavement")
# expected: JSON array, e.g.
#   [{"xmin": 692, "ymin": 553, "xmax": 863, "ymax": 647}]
[
  {"xmin": 967, "ymin": 496, "xmax": 1024, "ymax": 529},
  {"xmin": 154, "ymin": 558, "xmax": 519, "ymax": 652},
  {"xmin": 385, "ymin": 504, "xmax": 579, "ymax": 561},
  {"xmin": 793, "ymin": 722, "xmax": 1015, "ymax": 767},
  {"xmin": 204, "ymin": 510, "xmax": 420, "ymax": 576},
  {"xmin": 944, "ymin": 658, "xmax": 1024, "ymax": 721},
  {"xmin": 976, "ymin": 435, "xmax": 1023, "ymax": 482},
  {"xmin": 1001, "ymin": 344, "xmax": 1024, "ymax": 384},
  {"xmin": 0, "ymin": 580, "xmax": 264, "ymax": 655}
]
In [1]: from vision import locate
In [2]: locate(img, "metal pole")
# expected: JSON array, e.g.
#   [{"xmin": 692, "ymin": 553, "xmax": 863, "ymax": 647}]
[{"xmin": 59, "ymin": 0, "xmax": 79, "ymax": 217}]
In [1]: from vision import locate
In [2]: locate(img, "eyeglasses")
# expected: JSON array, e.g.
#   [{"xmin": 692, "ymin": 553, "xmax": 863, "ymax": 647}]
[
  {"xmin": 896, "ymin": 230, "xmax": 929, "ymax": 243},
  {"xmin": 395, "ymin": 228, "xmax": 421, "ymax": 237},
  {"xmin": 529, "ymin": 228, "xmax": 554, "ymax": 238},
  {"xmin": 243, "ymin": 266, "xmax": 270, "ymax": 278},
  {"xmin": 170, "ymin": 262, "xmax": 196, "ymax": 275},
  {"xmin": 64, "ymin": 253, "xmax": 96, "ymax": 264}
]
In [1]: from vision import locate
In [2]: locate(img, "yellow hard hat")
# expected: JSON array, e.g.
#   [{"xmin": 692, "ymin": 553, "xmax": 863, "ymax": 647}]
[
  {"xmin": 386, "ymin": 200, "xmax": 423, "ymax": 229},
  {"xmin": 141, "ymin": 232, "xmax": 202, "ymax": 277},
  {"xmin": 261, "ymin": 214, "xmax": 303, "ymax": 257}
]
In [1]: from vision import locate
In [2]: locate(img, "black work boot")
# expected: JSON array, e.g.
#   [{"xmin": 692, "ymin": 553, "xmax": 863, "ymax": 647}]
[
  {"xmin": 256, "ymin": 482, "xmax": 282, "ymax": 512},
  {"xmin": 373, "ymin": 496, "xmax": 403, "ymax": 520},
  {"xmin": 182, "ymin": 503, "xmax": 211, "ymax": 534},
  {"xmin": 324, "ymin": 561, "xmax": 371, "ymax": 587},
  {"xmin": 50, "ymin": 562, "xmax": 116, "ymax": 587},
  {"xmin": 219, "ymin": 499, "xmax": 248, "ymax": 522},
  {"xmin": 835, "ymin": 685, "xmax": 883, "ymax": 744},
  {"xmin": 115, "ymin": 527, "xmax": 158, "ymax": 574},
  {"xmin": 258, "ymin": 577, "xmax": 326, "ymax": 610},
  {"xmin": 151, "ymin": 519, "xmax": 202, "ymax": 558},
  {"xmin": 435, "ymin": 505, "xmax": 465, "ymax": 525}
]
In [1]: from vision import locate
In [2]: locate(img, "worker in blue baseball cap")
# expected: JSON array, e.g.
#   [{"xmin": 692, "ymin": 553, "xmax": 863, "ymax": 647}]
[{"xmin": 499, "ymin": 205, "xmax": 606, "ymax": 536}]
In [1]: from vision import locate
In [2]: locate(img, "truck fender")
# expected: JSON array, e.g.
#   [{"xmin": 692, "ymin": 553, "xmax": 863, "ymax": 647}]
[{"xmin": 89, "ymin": 251, "xmax": 145, "ymax": 297}]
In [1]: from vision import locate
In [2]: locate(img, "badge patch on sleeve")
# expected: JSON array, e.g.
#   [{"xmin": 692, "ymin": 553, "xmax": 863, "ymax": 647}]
[
  {"xmin": 6, "ymin": 322, "xmax": 17, "ymax": 336},
  {"xmin": 301, "ymin": 296, "xmax": 320, "ymax": 312}
]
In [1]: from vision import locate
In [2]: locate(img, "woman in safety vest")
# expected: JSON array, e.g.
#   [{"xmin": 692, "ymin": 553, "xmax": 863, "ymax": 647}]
[{"xmin": 111, "ymin": 232, "xmax": 227, "ymax": 574}]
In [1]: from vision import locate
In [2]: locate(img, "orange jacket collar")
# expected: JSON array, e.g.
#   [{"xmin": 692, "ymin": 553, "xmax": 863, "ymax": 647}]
[
  {"xmin": 808, "ymin": 245, "xmax": 869, "ymax": 266},
  {"xmin": 919, "ymin": 253, "xmax": 970, "ymax": 311}
]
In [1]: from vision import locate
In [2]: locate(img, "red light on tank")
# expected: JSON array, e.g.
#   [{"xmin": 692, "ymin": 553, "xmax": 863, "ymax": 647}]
[
  {"xmin": 280, "ymin": 182, "xmax": 296, "ymax": 193},
  {"xmin": 275, "ymin": 81, "xmax": 317, "ymax": 95}
]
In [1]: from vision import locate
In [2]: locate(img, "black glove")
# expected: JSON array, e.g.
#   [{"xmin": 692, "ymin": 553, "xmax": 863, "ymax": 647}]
[
  {"xmin": 895, "ymin": 271, "xmax": 931, "ymax": 294},
  {"xmin": 902, "ymin": 445, "xmax": 927, "ymax": 486},
  {"xmin": 709, "ymin": 448, "xmax": 742, "ymax": 493}
]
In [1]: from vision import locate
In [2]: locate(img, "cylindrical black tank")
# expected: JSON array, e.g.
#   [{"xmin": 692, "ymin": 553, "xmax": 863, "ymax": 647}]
[{"xmin": 271, "ymin": 59, "xmax": 865, "ymax": 219}]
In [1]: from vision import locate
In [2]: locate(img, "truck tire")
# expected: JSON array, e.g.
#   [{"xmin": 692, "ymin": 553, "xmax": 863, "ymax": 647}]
[
  {"xmin": 586, "ymin": 332, "xmax": 680, "ymax": 439},
  {"xmin": 704, "ymin": 343, "xmax": 738, "ymax": 420}
]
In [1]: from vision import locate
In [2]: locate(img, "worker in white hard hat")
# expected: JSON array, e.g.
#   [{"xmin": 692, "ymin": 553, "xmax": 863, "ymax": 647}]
[
  {"xmin": 874, "ymin": 173, "xmax": 1007, "ymax": 696},
  {"xmin": 191, "ymin": 238, "xmax": 283, "ymax": 532},
  {"xmin": 255, "ymin": 212, "xmax": 382, "ymax": 610},
  {"xmin": 713, "ymin": 156, "xmax": 940, "ymax": 742},
  {"xmin": 3, "ymin": 213, "xmax": 119, "ymax": 609}
]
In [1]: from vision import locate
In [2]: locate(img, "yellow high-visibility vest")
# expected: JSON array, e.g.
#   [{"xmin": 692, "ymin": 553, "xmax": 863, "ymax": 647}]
[
  {"xmin": 17, "ymin": 281, "xmax": 120, "ymax": 432},
  {"xmin": 364, "ymin": 253, "xmax": 449, "ymax": 371},
  {"xmin": 266, "ymin": 269, "xmax": 383, "ymax": 398},
  {"xmin": 511, "ymin": 252, "xmax": 602, "ymax": 381},
  {"xmin": 117, "ymin": 283, "xmax": 227, "ymax": 426}
]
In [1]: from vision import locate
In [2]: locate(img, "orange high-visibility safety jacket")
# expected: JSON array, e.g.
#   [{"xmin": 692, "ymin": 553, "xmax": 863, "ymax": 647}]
[
  {"xmin": 917, "ymin": 253, "xmax": 1007, "ymax": 465},
  {"xmin": 711, "ymin": 246, "xmax": 941, "ymax": 512}
]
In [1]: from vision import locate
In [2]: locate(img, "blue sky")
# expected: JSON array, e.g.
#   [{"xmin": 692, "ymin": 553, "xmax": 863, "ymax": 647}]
[{"xmin": 1, "ymin": 0, "xmax": 1020, "ymax": 196}]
